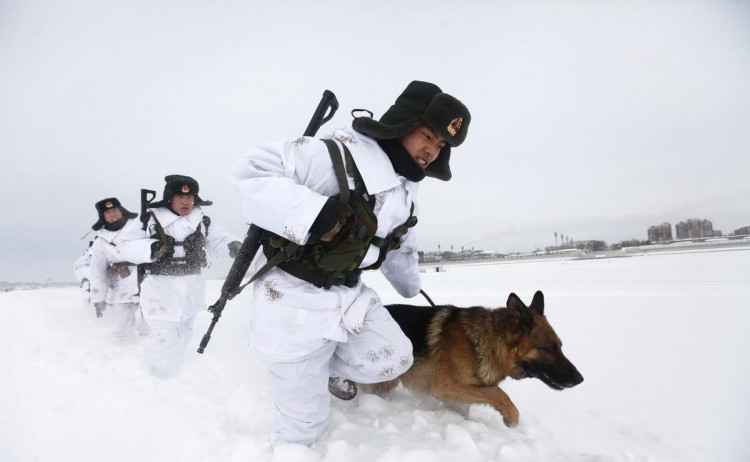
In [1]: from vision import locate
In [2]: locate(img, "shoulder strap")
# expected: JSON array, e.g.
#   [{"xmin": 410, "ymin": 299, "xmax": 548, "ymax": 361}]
[
  {"xmin": 243, "ymin": 240, "xmax": 300, "ymax": 287},
  {"xmin": 343, "ymin": 146, "xmax": 369, "ymax": 197},
  {"xmin": 366, "ymin": 201, "xmax": 418, "ymax": 270},
  {"xmin": 202, "ymin": 215, "xmax": 211, "ymax": 236},
  {"xmin": 322, "ymin": 138, "xmax": 372, "ymax": 201},
  {"xmin": 322, "ymin": 139, "xmax": 350, "ymax": 203}
]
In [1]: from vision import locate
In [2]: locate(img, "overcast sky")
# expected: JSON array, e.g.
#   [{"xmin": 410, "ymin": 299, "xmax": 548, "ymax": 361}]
[{"xmin": 2, "ymin": 0, "xmax": 749, "ymax": 282}]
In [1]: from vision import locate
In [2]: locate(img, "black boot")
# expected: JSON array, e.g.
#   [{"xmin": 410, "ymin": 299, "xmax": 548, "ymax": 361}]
[{"xmin": 328, "ymin": 377, "xmax": 357, "ymax": 400}]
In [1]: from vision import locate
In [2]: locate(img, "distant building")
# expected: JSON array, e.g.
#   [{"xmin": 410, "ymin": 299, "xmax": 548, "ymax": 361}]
[
  {"xmin": 647, "ymin": 223, "xmax": 672, "ymax": 242},
  {"xmin": 675, "ymin": 218, "xmax": 719, "ymax": 239},
  {"xmin": 733, "ymin": 226, "xmax": 750, "ymax": 236}
]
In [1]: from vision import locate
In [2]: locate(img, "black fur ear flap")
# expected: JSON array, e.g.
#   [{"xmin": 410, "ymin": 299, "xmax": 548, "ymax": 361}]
[{"xmin": 529, "ymin": 290, "xmax": 545, "ymax": 316}]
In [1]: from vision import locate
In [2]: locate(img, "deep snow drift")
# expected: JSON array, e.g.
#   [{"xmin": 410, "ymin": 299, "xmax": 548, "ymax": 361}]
[{"xmin": 2, "ymin": 248, "xmax": 749, "ymax": 462}]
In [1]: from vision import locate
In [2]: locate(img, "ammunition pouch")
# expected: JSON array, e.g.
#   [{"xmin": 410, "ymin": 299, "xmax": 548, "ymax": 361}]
[
  {"xmin": 265, "ymin": 191, "xmax": 377, "ymax": 272},
  {"xmin": 182, "ymin": 227, "xmax": 208, "ymax": 269}
]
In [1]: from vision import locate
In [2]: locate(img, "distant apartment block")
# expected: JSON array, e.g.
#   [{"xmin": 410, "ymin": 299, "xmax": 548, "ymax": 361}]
[
  {"xmin": 734, "ymin": 226, "xmax": 750, "ymax": 236},
  {"xmin": 675, "ymin": 218, "xmax": 720, "ymax": 239},
  {"xmin": 647, "ymin": 223, "xmax": 673, "ymax": 242}
]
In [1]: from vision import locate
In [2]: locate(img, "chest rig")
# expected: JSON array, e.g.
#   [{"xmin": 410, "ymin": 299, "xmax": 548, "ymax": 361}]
[
  {"xmin": 259, "ymin": 139, "xmax": 417, "ymax": 289},
  {"xmin": 147, "ymin": 215, "xmax": 211, "ymax": 276}
]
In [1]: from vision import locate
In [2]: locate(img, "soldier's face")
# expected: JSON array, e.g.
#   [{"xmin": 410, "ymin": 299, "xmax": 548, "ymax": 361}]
[
  {"xmin": 400, "ymin": 125, "xmax": 446, "ymax": 170},
  {"xmin": 170, "ymin": 195, "xmax": 195, "ymax": 216},
  {"xmin": 103, "ymin": 208, "xmax": 123, "ymax": 224}
]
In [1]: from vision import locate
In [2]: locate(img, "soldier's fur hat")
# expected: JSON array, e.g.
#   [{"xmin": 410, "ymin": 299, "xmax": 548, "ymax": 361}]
[
  {"xmin": 92, "ymin": 197, "xmax": 137, "ymax": 231},
  {"xmin": 352, "ymin": 81, "xmax": 470, "ymax": 181},
  {"xmin": 148, "ymin": 175, "xmax": 212, "ymax": 209}
]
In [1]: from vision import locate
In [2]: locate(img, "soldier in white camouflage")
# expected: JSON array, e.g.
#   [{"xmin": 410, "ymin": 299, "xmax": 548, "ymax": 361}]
[{"xmin": 230, "ymin": 81, "xmax": 471, "ymax": 446}]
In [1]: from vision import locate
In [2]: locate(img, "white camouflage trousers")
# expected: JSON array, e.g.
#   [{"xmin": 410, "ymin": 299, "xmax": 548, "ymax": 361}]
[
  {"xmin": 138, "ymin": 274, "xmax": 204, "ymax": 378},
  {"xmin": 145, "ymin": 315, "xmax": 196, "ymax": 379},
  {"xmin": 250, "ymin": 270, "xmax": 413, "ymax": 446},
  {"xmin": 104, "ymin": 302, "xmax": 139, "ymax": 342}
]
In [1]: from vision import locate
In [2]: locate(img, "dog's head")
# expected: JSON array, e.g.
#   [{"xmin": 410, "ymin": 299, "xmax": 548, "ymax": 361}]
[{"xmin": 506, "ymin": 291, "xmax": 584, "ymax": 390}]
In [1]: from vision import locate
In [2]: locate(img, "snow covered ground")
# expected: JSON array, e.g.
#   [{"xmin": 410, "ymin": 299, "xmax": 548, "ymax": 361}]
[{"xmin": 2, "ymin": 248, "xmax": 749, "ymax": 462}]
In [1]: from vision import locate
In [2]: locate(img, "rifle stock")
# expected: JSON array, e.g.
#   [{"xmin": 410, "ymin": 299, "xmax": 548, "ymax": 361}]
[
  {"xmin": 140, "ymin": 189, "xmax": 156, "ymax": 231},
  {"xmin": 304, "ymin": 90, "xmax": 338, "ymax": 137}
]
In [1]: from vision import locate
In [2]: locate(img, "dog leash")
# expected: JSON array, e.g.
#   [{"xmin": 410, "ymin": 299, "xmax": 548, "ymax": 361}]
[{"xmin": 420, "ymin": 289, "xmax": 436, "ymax": 307}]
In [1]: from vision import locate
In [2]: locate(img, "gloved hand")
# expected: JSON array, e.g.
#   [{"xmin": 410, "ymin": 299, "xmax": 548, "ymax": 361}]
[
  {"xmin": 150, "ymin": 236, "xmax": 175, "ymax": 260},
  {"xmin": 228, "ymin": 241, "xmax": 242, "ymax": 258},
  {"xmin": 106, "ymin": 263, "xmax": 131, "ymax": 287},
  {"xmin": 94, "ymin": 301, "xmax": 106, "ymax": 318},
  {"xmin": 110, "ymin": 262, "xmax": 131, "ymax": 279},
  {"xmin": 309, "ymin": 197, "xmax": 352, "ymax": 242}
]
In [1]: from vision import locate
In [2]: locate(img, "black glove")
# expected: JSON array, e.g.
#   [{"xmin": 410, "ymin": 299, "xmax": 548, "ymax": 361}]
[
  {"xmin": 309, "ymin": 197, "xmax": 352, "ymax": 240},
  {"xmin": 110, "ymin": 263, "xmax": 132, "ymax": 279},
  {"xmin": 228, "ymin": 241, "xmax": 242, "ymax": 258},
  {"xmin": 94, "ymin": 301, "xmax": 106, "ymax": 318},
  {"xmin": 105, "ymin": 263, "xmax": 131, "ymax": 288},
  {"xmin": 150, "ymin": 236, "xmax": 175, "ymax": 260}
]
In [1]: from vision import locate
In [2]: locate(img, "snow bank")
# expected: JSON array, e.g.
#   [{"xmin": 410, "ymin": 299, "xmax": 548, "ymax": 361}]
[{"xmin": 2, "ymin": 249, "xmax": 749, "ymax": 461}]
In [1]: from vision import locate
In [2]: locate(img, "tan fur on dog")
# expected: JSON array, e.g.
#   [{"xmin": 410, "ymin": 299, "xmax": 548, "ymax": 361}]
[{"xmin": 368, "ymin": 291, "xmax": 583, "ymax": 427}]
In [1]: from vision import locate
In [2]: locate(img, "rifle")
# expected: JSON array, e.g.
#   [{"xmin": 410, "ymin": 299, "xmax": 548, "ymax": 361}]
[
  {"xmin": 140, "ymin": 189, "xmax": 156, "ymax": 231},
  {"xmin": 197, "ymin": 90, "xmax": 339, "ymax": 354},
  {"xmin": 136, "ymin": 189, "xmax": 156, "ymax": 293}
]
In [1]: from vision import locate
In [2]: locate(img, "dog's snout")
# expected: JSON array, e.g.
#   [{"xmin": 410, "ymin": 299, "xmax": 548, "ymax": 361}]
[{"xmin": 566, "ymin": 369, "xmax": 584, "ymax": 387}]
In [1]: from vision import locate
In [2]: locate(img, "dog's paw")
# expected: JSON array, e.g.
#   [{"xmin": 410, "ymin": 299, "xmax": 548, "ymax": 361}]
[
  {"xmin": 503, "ymin": 415, "xmax": 519, "ymax": 427},
  {"xmin": 445, "ymin": 403, "xmax": 471, "ymax": 419},
  {"xmin": 501, "ymin": 407, "xmax": 520, "ymax": 427}
]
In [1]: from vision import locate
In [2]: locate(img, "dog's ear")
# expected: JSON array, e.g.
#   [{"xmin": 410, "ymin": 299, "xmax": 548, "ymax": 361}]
[
  {"xmin": 506, "ymin": 292, "xmax": 525, "ymax": 311},
  {"xmin": 529, "ymin": 290, "xmax": 545, "ymax": 316},
  {"xmin": 507, "ymin": 292, "xmax": 532, "ymax": 324}
]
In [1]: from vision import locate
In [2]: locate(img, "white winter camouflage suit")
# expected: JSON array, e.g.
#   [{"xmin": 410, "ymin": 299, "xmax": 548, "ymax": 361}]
[
  {"xmin": 230, "ymin": 127, "xmax": 421, "ymax": 446},
  {"xmin": 89, "ymin": 219, "xmax": 141, "ymax": 341},
  {"xmin": 120, "ymin": 206, "xmax": 239, "ymax": 378}
]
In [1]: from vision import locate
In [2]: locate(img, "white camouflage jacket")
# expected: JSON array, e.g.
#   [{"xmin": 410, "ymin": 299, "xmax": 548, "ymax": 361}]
[
  {"xmin": 73, "ymin": 246, "xmax": 93, "ymax": 283},
  {"xmin": 89, "ymin": 219, "xmax": 141, "ymax": 305},
  {"xmin": 229, "ymin": 126, "xmax": 422, "ymax": 297}
]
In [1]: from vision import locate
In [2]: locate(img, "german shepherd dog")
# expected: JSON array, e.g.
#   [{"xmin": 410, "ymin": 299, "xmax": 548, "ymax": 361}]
[{"xmin": 369, "ymin": 291, "xmax": 583, "ymax": 427}]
